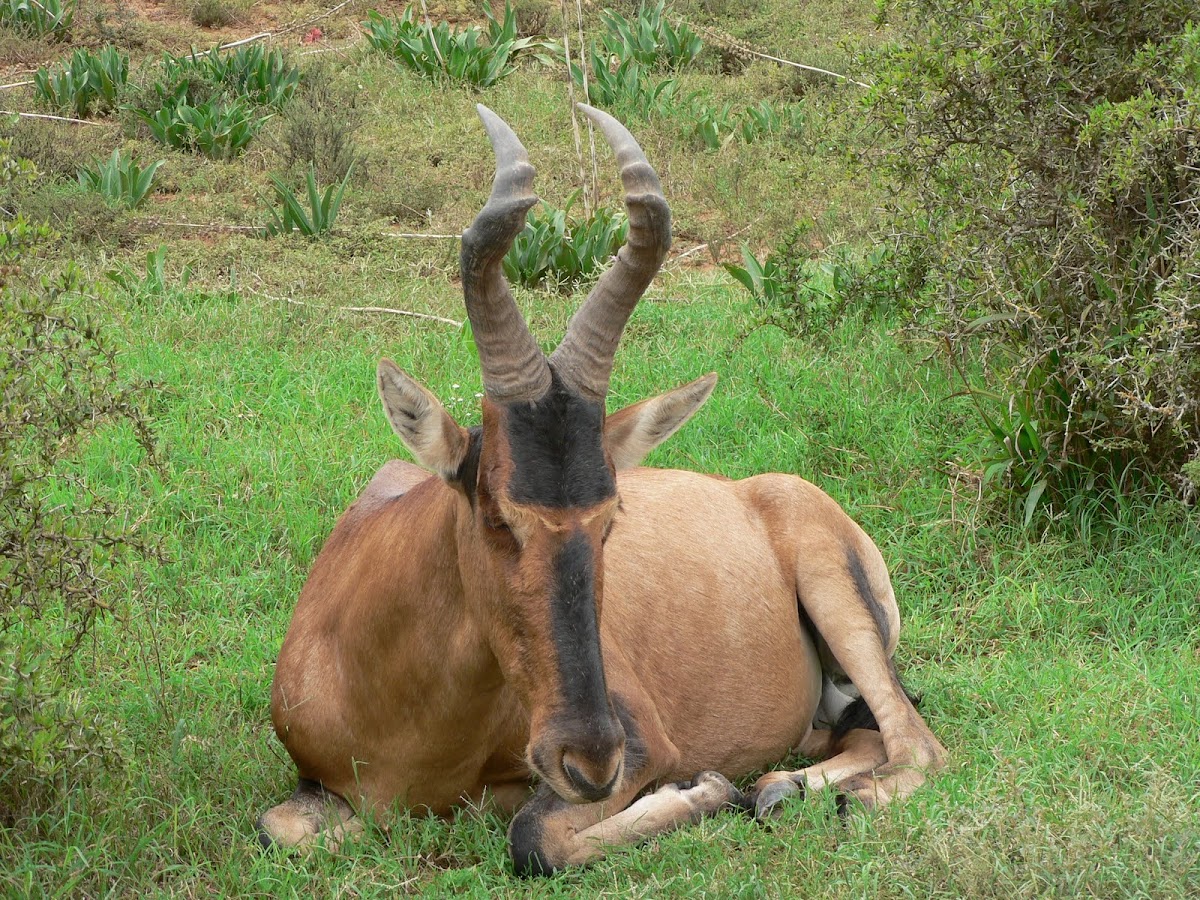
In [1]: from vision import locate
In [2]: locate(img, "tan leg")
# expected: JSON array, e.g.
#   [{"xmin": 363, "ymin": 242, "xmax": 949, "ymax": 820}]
[
  {"xmin": 795, "ymin": 541, "xmax": 946, "ymax": 807},
  {"xmin": 257, "ymin": 779, "xmax": 363, "ymax": 851}
]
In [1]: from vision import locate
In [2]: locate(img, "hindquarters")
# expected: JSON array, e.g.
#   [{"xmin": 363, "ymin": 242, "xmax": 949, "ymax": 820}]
[{"xmin": 741, "ymin": 473, "xmax": 946, "ymax": 810}]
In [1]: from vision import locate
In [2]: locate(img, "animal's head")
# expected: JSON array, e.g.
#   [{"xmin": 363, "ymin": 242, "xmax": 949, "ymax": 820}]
[{"xmin": 376, "ymin": 105, "xmax": 715, "ymax": 804}]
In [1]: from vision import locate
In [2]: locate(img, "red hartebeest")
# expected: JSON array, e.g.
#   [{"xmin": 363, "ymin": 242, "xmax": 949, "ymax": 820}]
[{"xmin": 259, "ymin": 105, "xmax": 945, "ymax": 874}]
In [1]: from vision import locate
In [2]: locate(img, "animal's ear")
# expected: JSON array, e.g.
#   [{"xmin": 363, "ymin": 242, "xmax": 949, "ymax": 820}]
[
  {"xmin": 377, "ymin": 359, "xmax": 471, "ymax": 480},
  {"xmin": 604, "ymin": 373, "xmax": 717, "ymax": 471}
]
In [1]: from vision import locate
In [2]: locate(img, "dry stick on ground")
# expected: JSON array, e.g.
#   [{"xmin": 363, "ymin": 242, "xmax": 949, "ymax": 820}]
[
  {"xmin": 691, "ymin": 22, "xmax": 871, "ymax": 89},
  {"xmin": 260, "ymin": 290, "xmax": 463, "ymax": 327},
  {"xmin": 379, "ymin": 231, "xmax": 461, "ymax": 239},
  {"xmin": 155, "ymin": 221, "xmax": 264, "ymax": 232},
  {"xmin": 665, "ymin": 224, "xmax": 753, "ymax": 269},
  {"xmin": 0, "ymin": 110, "xmax": 114, "ymax": 125},
  {"xmin": 0, "ymin": 81, "xmax": 33, "ymax": 91},
  {"xmin": 272, "ymin": 0, "xmax": 361, "ymax": 37}
]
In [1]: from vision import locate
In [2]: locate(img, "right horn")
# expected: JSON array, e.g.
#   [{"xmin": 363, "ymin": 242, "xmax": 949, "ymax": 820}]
[
  {"xmin": 549, "ymin": 104, "xmax": 671, "ymax": 403},
  {"xmin": 460, "ymin": 105, "xmax": 552, "ymax": 404}
]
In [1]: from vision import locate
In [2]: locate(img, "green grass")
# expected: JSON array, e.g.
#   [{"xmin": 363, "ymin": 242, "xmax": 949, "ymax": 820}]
[{"xmin": 2, "ymin": 0, "xmax": 1199, "ymax": 896}]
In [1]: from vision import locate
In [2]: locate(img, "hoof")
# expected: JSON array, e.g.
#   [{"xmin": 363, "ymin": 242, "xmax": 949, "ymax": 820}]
[
  {"xmin": 681, "ymin": 771, "xmax": 744, "ymax": 815},
  {"xmin": 833, "ymin": 779, "xmax": 876, "ymax": 817},
  {"xmin": 256, "ymin": 825, "xmax": 277, "ymax": 852},
  {"xmin": 753, "ymin": 779, "xmax": 803, "ymax": 820}
]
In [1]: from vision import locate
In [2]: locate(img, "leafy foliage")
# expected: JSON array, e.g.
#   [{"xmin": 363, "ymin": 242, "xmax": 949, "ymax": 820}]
[
  {"xmin": 503, "ymin": 191, "xmax": 628, "ymax": 288},
  {"xmin": 599, "ymin": 1, "xmax": 702, "ymax": 71},
  {"xmin": 262, "ymin": 164, "xmax": 353, "ymax": 237},
  {"xmin": 868, "ymin": 0, "xmax": 1200, "ymax": 519},
  {"xmin": 362, "ymin": 3, "xmax": 534, "ymax": 88},
  {"xmin": 76, "ymin": 149, "xmax": 162, "ymax": 208},
  {"xmin": 725, "ymin": 229, "xmax": 904, "ymax": 338},
  {"xmin": 0, "ymin": 0, "xmax": 73, "ymax": 39},
  {"xmin": 33, "ymin": 46, "xmax": 128, "ymax": 118}
]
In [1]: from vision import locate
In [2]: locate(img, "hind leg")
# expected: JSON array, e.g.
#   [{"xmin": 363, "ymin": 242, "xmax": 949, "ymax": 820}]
[
  {"xmin": 793, "ymin": 534, "xmax": 946, "ymax": 808},
  {"xmin": 257, "ymin": 779, "xmax": 362, "ymax": 851}
]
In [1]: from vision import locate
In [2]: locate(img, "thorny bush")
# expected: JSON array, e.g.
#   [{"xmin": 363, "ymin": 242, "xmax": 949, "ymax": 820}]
[
  {"xmin": 868, "ymin": 0, "xmax": 1200, "ymax": 523},
  {"xmin": 1, "ymin": 141, "xmax": 157, "ymax": 822}
]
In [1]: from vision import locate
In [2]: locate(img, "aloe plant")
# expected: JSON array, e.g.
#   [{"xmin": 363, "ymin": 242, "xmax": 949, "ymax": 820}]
[
  {"xmin": 77, "ymin": 149, "xmax": 163, "ymax": 209},
  {"xmin": 135, "ymin": 97, "xmax": 262, "ymax": 159},
  {"xmin": 262, "ymin": 164, "xmax": 353, "ymax": 237},
  {"xmin": 723, "ymin": 244, "xmax": 794, "ymax": 308},
  {"xmin": 0, "ymin": 0, "xmax": 74, "ymax": 38},
  {"xmin": 503, "ymin": 191, "xmax": 628, "ymax": 288},
  {"xmin": 34, "ymin": 47, "xmax": 128, "ymax": 118},
  {"xmin": 362, "ymin": 2, "xmax": 533, "ymax": 88},
  {"xmin": 599, "ymin": 1, "xmax": 702, "ymax": 70},
  {"xmin": 106, "ymin": 245, "xmax": 191, "ymax": 300},
  {"xmin": 570, "ymin": 44, "xmax": 677, "ymax": 119}
]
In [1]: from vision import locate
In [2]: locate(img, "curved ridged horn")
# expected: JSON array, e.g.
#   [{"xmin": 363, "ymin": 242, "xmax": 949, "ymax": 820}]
[
  {"xmin": 460, "ymin": 105, "xmax": 551, "ymax": 404},
  {"xmin": 549, "ymin": 104, "xmax": 671, "ymax": 402}
]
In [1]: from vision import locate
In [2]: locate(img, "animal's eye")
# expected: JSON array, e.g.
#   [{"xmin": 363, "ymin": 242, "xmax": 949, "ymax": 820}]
[{"xmin": 484, "ymin": 511, "xmax": 510, "ymax": 533}]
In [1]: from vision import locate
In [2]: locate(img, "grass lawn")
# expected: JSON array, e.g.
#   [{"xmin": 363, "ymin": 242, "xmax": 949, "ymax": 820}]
[{"xmin": 2, "ymin": 1, "xmax": 1198, "ymax": 896}]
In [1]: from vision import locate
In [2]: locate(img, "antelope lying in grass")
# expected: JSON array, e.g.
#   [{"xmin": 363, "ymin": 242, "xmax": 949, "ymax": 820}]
[{"xmin": 259, "ymin": 105, "xmax": 945, "ymax": 875}]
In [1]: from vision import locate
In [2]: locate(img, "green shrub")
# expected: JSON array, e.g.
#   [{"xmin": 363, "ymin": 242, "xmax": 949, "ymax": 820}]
[
  {"xmin": 867, "ymin": 0, "xmax": 1200, "ymax": 520},
  {"xmin": 0, "ymin": 0, "xmax": 73, "ymax": 39},
  {"xmin": 599, "ymin": 1, "xmax": 702, "ymax": 71},
  {"xmin": 503, "ymin": 191, "xmax": 628, "ymax": 288},
  {"xmin": 190, "ymin": 0, "xmax": 238, "ymax": 28},
  {"xmin": 77, "ymin": 148, "xmax": 162, "ymax": 208},
  {"xmin": 262, "ymin": 163, "xmax": 353, "ymax": 237},
  {"xmin": 274, "ymin": 63, "xmax": 362, "ymax": 183},
  {"xmin": 725, "ymin": 228, "xmax": 905, "ymax": 338},
  {"xmin": 362, "ymin": 3, "xmax": 533, "ymax": 88},
  {"xmin": 33, "ymin": 46, "xmax": 128, "ymax": 118}
]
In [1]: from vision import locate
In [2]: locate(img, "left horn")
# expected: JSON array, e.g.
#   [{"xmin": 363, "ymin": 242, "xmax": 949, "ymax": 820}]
[
  {"xmin": 461, "ymin": 105, "xmax": 552, "ymax": 404},
  {"xmin": 549, "ymin": 104, "xmax": 671, "ymax": 402}
]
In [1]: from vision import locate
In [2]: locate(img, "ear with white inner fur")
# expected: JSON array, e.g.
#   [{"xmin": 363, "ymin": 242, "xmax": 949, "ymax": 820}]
[
  {"xmin": 377, "ymin": 359, "xmax": 471, "ymax": 480},
  {"xmin": 604, "ymin": 373, "xmax": 718, "ymax": 471}
]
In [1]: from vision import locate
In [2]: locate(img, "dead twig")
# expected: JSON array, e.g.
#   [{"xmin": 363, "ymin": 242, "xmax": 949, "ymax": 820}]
[
  {"xmin": 273, "ymin": 0, "xmax": 360, "ymax": 37},
  {"xmin": 379, "ymin": 230, "xmax": 461, "ymax": 239},
  {"xmin": 0, "ymin": 110, "xmax": 114, "ymax": 125},
  {"xmin": 692, "ymin": 23, "xmax": 871, "ymax": 88},
  {"xmin": 262, "ymin": 291, "xmax": 463, "ymax": 327},
  {"xmin": 155, "ymin": 221, "xmax": 263, "ymax": 232}
]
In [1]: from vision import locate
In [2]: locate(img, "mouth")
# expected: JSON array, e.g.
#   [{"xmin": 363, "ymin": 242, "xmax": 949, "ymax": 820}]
[{"xmin": 561, "ymin": 757, "xmax": 622, "ymax": 803}]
